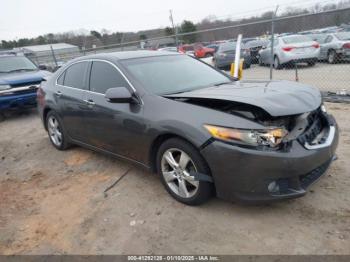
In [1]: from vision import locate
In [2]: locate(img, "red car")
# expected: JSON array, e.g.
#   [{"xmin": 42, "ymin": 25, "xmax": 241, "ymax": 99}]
[{"xmin": 178, "ymin": 44, "xmax": 215, "ymax": 58}]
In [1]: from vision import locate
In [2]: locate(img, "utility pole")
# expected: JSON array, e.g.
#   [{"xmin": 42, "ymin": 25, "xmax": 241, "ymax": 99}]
[
  {"xmin": 270, "ymin": 5, "xmax": 279, "ymax": 80},
  {"xmin": 169, "ymin": 10, "xmax": 179, "ymax": 49}
]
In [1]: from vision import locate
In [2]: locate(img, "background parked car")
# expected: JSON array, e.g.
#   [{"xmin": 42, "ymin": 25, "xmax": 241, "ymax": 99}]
[
  {"xmin": 178, "ymin": 44, "xmax": 195, "ymax": 56},
  {"xmin": 158, "ymin": 46, "xmax": 178, "ymax": 52},
  {"xmin": 213, "ymin": 42, "xmax": 251, "ymax": 69},
  {"xmin": 205, "ymin": 44, "xmax": 219, "ymax": 53},
  {"xmin": 318, "ymin": 32, "xmax": 350, "ymax": 63},
  {"xmin": 0, "ymin": 53, "xmax": 51, "ymax": 111},
  {"xmin": 259, "ymin": 35, "xmax": 320, "ymax": 69},
  {"xmin": 245, "ymin": 39, "xmax": 269, "ymax": 64},
  {"xmin": 193, "ymin": 43, "xmax": 215, "ymax": 58}
]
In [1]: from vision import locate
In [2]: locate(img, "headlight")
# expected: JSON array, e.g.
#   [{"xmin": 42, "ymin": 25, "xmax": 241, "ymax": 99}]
[
  {"xmin": 0, "ymin": 85, "xmax": 11, "ymax": 91},
  {"xmin": 204, "ymin": 124, "xmax": 288, "ymax": 148}
]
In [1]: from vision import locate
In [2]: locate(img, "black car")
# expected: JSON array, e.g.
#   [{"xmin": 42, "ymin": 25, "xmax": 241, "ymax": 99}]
[
  {"xmin": 213, "ymin": 42, "xmax": 252, "ymax": 69},
  {"xmin": 38, "ymin": 51, "xmax": 338, "ymax": 205},
  {"xmin": 245, "ymin": 39, "xmax": 269, "ymax": 64}
]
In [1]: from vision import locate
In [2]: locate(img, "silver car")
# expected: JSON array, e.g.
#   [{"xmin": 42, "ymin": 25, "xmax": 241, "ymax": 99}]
[
  {"xmin": 318, "ymin": 32, "xmax": 350, "ymax": 63},
  {"xmin": 259, "ymin": 35, "xmax": 320, "ymax": 69}
]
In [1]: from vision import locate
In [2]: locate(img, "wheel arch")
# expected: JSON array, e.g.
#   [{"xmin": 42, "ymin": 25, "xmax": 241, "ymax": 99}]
[
  {"xmin": 43, "ymin": 106, "xmax": 52, "ymax": 130},
  {"xmin": 148, "ymin": 133, "xmax": 211, "ymax": 174}
]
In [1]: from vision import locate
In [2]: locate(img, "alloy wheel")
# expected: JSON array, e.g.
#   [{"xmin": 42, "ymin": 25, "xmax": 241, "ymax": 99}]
[
  {"xmin": 47, "ymin": 115, "xmax": 62, "ymax": 147},
  {"xmin": 161, "ymin": 148, "xmax": 199, "ymax": 198}
]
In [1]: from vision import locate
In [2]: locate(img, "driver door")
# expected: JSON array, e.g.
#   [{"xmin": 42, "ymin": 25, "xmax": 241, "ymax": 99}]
[{"xmin": 82, "ymin": 60, "xmax": 146, "ymax": 162}]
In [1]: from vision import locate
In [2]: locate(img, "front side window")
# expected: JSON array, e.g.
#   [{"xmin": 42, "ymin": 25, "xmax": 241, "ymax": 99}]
[
  {"xmin": 63, "ymin": 62, "xmax": 89, "ymax": 90},
  {"xmin": 0, "ymin": 56, "xmax": 37, "ymax": 73},
  {"xmin": 89, "ymin": 61, "xmax": 129, "ymax": 94},
  {"xmin": 120, "ymin": 55, "xmax": 231, "ymax": 95}
]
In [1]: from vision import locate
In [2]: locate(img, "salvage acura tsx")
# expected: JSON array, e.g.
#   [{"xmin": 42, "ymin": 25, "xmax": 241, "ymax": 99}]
[{"xmin": 37, "ymin": 51, "xmax": 338, "ymax": 205}]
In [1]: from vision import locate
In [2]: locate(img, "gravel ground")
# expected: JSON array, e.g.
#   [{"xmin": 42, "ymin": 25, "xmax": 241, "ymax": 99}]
[{"xmin": 0, "ymin": 103, "xmax": 350, "ymax": 255}]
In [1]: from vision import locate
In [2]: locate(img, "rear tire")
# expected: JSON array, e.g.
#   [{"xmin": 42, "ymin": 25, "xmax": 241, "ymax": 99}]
[
  {"xmin": 308, "ymin": 61, "xmax": 316, "ymax": 66},
  {"xmin": 46, "ymin": 111, "xmax": 70, "ymax": 150},
  {"xmin": 328, "ymin": 50, "xmax": 337, "ymax": 64},
  {"xmin": 273, "ymin": 56, "xmax": 282, "ymax": 69},
  {"xmin": 258, "ymin": 57, "xmax": 264, "ymax": 66},
  {"xmin": 156, "ymin": 138, "xmax": 213, "ymax": 205}
]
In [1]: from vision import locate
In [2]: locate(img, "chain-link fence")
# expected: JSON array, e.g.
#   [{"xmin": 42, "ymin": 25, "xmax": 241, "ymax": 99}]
[{"xmin": 21, "ymin": 7, "xmax": 350, "ymax": 94}]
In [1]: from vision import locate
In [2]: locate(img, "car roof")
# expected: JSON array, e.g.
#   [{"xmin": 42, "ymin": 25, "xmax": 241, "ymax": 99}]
[{"xmin": 74, "ymin": 50, "xmax": 180, "ymax": 62}]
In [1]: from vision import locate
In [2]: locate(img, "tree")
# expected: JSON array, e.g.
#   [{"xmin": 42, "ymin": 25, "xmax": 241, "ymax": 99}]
[
  {"xmin": 90, "ymin": 30, "xmax": 102, "ymax": 39},
  {"xmin": 164, "ymin": 27, "xmax": 174, "ymax": 36},
  {"xmin": 139, "ymin": 34, "xmax": 147, "ymax": 40},
  {"xmin": 180, "ymin": 20, "xmax": 197, "ymax": 43}
]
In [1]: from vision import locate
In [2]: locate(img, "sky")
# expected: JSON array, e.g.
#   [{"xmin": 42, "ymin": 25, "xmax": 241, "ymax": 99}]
[{"xmin": 0, "ymin": 0, "xmax": 337, "ymax": 40}]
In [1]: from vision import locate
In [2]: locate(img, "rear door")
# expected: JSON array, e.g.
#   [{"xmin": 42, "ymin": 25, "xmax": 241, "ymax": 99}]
[
  {"xmin": 83, "ymin": 60, "xmax": 146, "ymax": 162},
  {"xmin": 56, "ymin": 61, "xmax": 90, "ymax": 142},
  {"xmin": 320, "ymin": 35, "xmax": 333, "ymax": 59}
]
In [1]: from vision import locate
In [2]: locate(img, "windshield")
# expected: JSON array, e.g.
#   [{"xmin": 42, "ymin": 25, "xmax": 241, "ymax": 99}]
[
  {"xmin": 120, "ymin": 55, "xmax": 231, "ymax": 95},
  {"xmin": 335, "ymin": 32, "xmax": 350, "ymax": 40},
  {"xmin": 282, "ymin": 35, "xmax": 312, "ymax": 44},
  {"xmin": 0, "ymin": 56, "xmax": 37, "ymax": 73},
  {"xmin": 218, "ymin": 42, "xmax": 237, "ymax": 52}
]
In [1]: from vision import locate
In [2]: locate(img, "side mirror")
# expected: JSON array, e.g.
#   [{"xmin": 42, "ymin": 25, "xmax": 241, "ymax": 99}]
[
  {"xmin": 38, "ymin": 64, "xmax": 48, "ymax": 70},
  {"xmin": 105, "ymin": 87, "xmax": 137, "ymax": 103}
]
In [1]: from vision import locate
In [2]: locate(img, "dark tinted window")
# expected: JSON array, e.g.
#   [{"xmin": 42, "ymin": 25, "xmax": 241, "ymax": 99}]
[
  {"xmin": 89, "ymin": 61, "xmax": 129, "ymax": 94},
  {"xmin": 57, "ymin": 72, "xmax": 65, "ymax": 85},
  {"xmin": 63, "ymin": 62, "xmax": 88, "ymax": 89}
]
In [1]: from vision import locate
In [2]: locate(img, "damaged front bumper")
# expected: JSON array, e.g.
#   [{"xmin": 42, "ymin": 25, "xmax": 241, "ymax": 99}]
[{"xmin": 200, "ymin": 114, "xmax": 339, "ymax": 203}]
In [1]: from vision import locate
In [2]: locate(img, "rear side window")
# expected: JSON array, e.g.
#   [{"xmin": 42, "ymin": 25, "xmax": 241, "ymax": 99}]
[
  {"xmin": 63, "ymin": 62, "xmax": 88, "ymax": 89},
  {"xmin": 89, "ymin": 61, "xmax": 129, "ymax": 94}
]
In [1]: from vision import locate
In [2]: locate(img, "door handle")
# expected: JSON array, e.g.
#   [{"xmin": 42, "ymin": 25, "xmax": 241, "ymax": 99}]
[
  {"xmin": 84, "ymin": 99, "xmax": 95, "ymax": 106},
  {"xmin": 55, "ymin": 91, "xmax": 62, "ymax": 97}
]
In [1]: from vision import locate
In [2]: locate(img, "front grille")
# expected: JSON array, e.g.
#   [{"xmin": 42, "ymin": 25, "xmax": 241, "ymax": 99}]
[
  {"xmin": 273, "ymin": 158, "xmax": 332, "ymax": 195},
  {"xmin": 299, "ymin": 159, "xmax": 332, "ymax": 189},
  {"xmin": 297, "ymin": 108, "xmax": 327, "ymax": 146},
  {"xmin": 11, "ymin": 81, "xmax": 41, "ymax": 88}
]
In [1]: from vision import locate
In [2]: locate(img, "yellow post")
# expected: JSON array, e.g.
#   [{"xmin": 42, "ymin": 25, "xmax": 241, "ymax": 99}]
[{"xmin": 230, "ymin": 59, "xmax": 244, "ymax": 80}]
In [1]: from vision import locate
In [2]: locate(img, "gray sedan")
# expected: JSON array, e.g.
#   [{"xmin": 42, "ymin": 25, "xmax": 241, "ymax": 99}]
[
  {"xmin": 259, "ymin": 35, "xmax": 320, "ymax": 69},
  {"xmin": 37, "ymin": 51, "xmax": 338, "ymax": 205},
  {"xmin": 318, "ymin": 32, "xmax": 350, "ymax": 63}
]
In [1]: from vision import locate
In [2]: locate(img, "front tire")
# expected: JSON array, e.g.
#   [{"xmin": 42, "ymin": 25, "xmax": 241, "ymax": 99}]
[
  {"xmin": 156, "ymin": 138, "xmax": 213, "ymax": 205},
  {"xmin": 46, "ymin": 111, "xmax": 70, "ymax": 150}
]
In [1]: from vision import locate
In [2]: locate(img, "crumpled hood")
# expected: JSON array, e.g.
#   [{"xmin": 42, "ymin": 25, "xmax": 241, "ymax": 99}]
[
  {"xmin": 165, "ymin": 80, "xmax": 322, "ymax": 116},
  {"xmin": 0, "ymin": 70, "xmax": 51, "ymax": 86}
]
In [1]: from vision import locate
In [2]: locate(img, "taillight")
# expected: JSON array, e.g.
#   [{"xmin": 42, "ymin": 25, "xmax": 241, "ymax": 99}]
[
  {"xmin": 312, "ymin": 43, "xmax": 320, "ymax": 48},
  {"xmin": 282, "ymin": 46, "xmax": 294, "ymax": 52},
  {"xmin": 343, "ymin": 43, "xmax": 350, "ymax": 49}
]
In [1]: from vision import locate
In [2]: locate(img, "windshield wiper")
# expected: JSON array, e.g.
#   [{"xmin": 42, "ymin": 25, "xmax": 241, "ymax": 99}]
[{"xmin": 6, "ymin": 68, "xmax": 36, "ymax": 73}]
